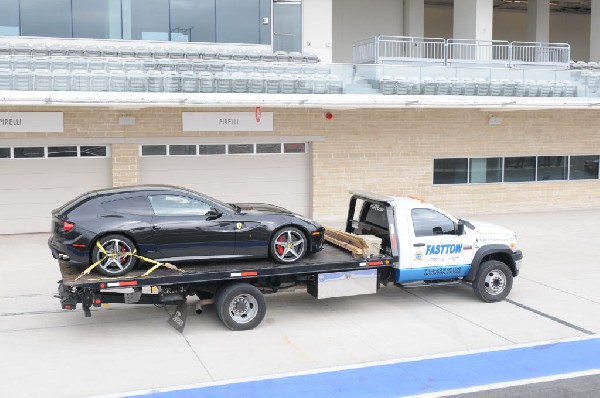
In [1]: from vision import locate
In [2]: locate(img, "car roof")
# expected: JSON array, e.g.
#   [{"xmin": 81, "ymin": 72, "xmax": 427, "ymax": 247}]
[{"xmin": 88, "ymin": 184, "xmax": 192, "ymax": 196}]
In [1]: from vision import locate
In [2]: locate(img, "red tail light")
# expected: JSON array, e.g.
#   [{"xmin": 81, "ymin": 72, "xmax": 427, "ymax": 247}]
[{"xmin": 63, "ymin": 221, "xmax": 75, "ymax": 232}]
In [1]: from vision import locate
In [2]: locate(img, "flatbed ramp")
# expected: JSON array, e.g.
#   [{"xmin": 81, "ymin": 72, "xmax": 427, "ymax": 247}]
[{"xmin": 60, "ymin": 244, "xmax": 390, "ymax": 288}]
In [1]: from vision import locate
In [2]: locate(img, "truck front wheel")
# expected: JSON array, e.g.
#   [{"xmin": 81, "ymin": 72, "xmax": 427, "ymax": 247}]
[
  {"xmin": 472, "ymin": 260, "xmax": 513, "ymax": 303},
  {"xmin": 215, "ymin": 283, "xmax": 266, "ymax": 331}
]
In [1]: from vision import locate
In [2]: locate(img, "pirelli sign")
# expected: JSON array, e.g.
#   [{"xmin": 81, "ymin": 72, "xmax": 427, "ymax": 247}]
[{"xmin": 0, "ymin": 112, "xmax": 64, "ymax": 133}]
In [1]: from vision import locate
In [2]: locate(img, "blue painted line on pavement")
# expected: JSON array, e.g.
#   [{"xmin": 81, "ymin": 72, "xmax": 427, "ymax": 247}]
[{"xmin": 129, "ymin": 337, "xmax": 600, "ymax": 398}]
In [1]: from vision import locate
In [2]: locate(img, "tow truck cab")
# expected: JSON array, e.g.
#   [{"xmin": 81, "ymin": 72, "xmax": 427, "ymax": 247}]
[{"xmin": 346, "ymin": 191, "xmax": 523, "ymax": 301}]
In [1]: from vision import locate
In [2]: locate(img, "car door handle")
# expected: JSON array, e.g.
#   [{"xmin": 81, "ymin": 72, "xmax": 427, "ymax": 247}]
[
  {"xmin": 152, "ymin": 225, "xmax": 161, "ymax": 230},
  {"xmin": 413, "ymin": 243, "xmax": 425, "ymax": 247}
]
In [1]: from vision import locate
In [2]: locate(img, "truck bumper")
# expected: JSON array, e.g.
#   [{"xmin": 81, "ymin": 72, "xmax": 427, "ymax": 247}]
[{"xmin": 512, "ymin": 250, "xmax": 523, "ymax": 276}]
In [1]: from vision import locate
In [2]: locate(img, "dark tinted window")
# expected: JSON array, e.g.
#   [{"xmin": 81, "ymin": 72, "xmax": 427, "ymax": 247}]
[
  {"xmin": 0, "ymin": 0, "xmax": 19, "ymax": 36},
  {"xmin": 284, "ymin": 143, "xmax": 305, "ymax": 153},
  {"xmin": 256, "ymin": 143, "xmax": 281, "ymax": 154},
  {"xmin": 570, "ymin": 155, "xmax": 599, "ymax": 180},
  {"xmin": 20, "ymin": 0, "xmax": 72, "ymax": 38},
  {"xmin": 433, "ymin": 158, "xmax": 468, "ymax": 184},
  {"xmin": 537, "ymin": 156, "xmax": 567, "ymax": 181},
  {"xmin": 101, "ymin": 196, "xmax": 153, "ymax": 216},
  {"xmin": 361, "ymin": 202, "xmax": 388, "ymax": 229},
  {"xmin": 81, "ymin": 146, "xmax": 107, "ymax": 157},
  {"xmin": 0, "ymin": 148, "xmax": 10, "ymax": 158},
  {"xmin": 14, "ymin": 147, "xmax": 44, "ymax": 158},
  {"xmin": 412, "ymin": 208, "xmax": 455, "ymax": 237},
  {"xmin": 469, "ymin": 157, "xmax": 502, "ymax": 183},
  {"xmin": 72, "ymin": 0, "xmax": 122, "ymax": 40},
  {"xmin": 170, "ymin": 0, "xmax": 216, "ymax": 42},
  {"xmin": 48, "ymin": 146, "xmax": 77, "ymax": 158},
  {"xmin": 149, "ymin": 195, "xmax": 211, "ymax": 216},
  {"xmin": 198, "ymin": 144, "xmax": 226, "ymax": 155},
  {"xmin": 142, "ymin": 145, "xmax": 167, "ymax": 156},
  {"xmin": 228, "ymin": 144, "xmax": 253, "ymax": 154},
  {"xmin": 504, "ymin": 156, "xmax": 536, "ymax": 182},
  {"xmin": 169, "ymin": 145, "xmax": 196, "ymax": 155}
]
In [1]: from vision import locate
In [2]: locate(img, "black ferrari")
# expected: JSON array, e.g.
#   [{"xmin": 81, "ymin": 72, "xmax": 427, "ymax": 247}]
[{"xmin": 48, "ymin": 185, "xmax": 325, "ymax": 276}]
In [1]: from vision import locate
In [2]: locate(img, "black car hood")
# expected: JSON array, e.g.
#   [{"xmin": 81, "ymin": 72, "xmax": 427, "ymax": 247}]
[{"xmin": 235, "ymin": 203, "xmax": 294, "ymax": 215}]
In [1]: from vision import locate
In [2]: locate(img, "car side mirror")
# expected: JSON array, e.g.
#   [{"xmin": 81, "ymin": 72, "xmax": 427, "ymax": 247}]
[
  {"xmin": 206, "ymin": 208, "xmax": 222, "ymax": 219},
  {"xmin": 432, "ymin": 226, "xmax": 443, "ymax": 235},
  {"xmin": 457, "ymin": 220, "xmax": 465, "ymax": 235}
]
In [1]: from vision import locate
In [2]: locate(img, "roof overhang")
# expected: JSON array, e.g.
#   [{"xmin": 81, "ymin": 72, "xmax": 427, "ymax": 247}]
[{"xmin": 1, "ymin": 91, "xmax": 600, "ymax": 111}]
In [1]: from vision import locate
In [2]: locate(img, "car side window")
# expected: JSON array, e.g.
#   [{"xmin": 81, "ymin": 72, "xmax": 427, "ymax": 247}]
[
  {"xmin": 149, "ymin": 195, "xmax": 211, "ymax": 216},
  {"xmin": 101, "ymin": 196, "xmax": 153, "ymax": 216},
  {"xmin": 412, "ymin": 208, "xmax": 456, "ymax": 237}
]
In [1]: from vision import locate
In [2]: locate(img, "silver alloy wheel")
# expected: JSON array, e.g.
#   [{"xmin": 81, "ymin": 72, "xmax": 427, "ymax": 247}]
[
  {"xmin": 273, "ymin": 229, "xmax": 306, "ymax": 262},
  {"xmin": 484, "ymin": 269, "xmax": 506, "ymax": 296},
  {"xmin": 96, "ymin": 238, "xmax": 133, "ymax": 275},
  {"xmin": 228, "ymin": 293, "xmax": 259, "ymax": 324}
]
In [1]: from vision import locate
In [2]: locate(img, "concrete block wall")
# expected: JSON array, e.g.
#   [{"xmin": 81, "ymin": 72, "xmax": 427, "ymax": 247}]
[{"xmin": 1, "ymin": 105, "xmax": 599, "ymax": 221}]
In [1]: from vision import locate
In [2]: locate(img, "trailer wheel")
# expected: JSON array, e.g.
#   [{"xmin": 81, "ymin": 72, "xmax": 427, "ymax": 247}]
[
  {"xmin": 215, "ymin": 283, "xmax": 266, "ymax": 331},
  {"xmin": 472, "ymin": 260, "xmax": 513, "ymax": 303}
]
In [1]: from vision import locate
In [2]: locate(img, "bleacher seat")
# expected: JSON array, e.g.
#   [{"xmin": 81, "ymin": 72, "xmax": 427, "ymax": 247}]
[
  {"xmin": 409, "ymin": 77, "xmax": 422, "ymax": 95},
  {"xmin": 101, "ymin": 46, "xmax": 118, "ymax": 57},
  {"xmin": 380, "ymin": 76, "xmax": 396, "ymax": 95},
  {"xmin": 90, "ymin": 70, "xmax": 109, "ymax": 91},
  {"xmin": 264, "ymin": 73, "xmax": 281, "ymax": 93},
  {"xmin": 88, "ymin": 59, "xmax": 106, "ymax": 72},
  {"xmin": 163, "ymin": 71, "xmax": 182, "ymax": 92},
  {"xmin": 128, "ymin": 70, "xmax": 147, "ymax": 92},
  {"xmin": 84, "ymin": 45, "xmax": 101, "ymax": 57},
  {"xmin": 422, "ymin": 77, "xmax": 436, "ymax": 95},
  {"xmin": 463, "ymin": 78, "xmax": 477, "ymax": 95},
  {"xmin": 538, "ymin": 80, "xmax": 552, "ymax": 97},
  {"xmin": 109, "ymin": 70, "xmax": 127, "ymax": 92},
  {"xmin": 501, "ymin": 79, "xmax": 515, "ymax": 96},
  {"xmin": 153, "ymin": 48, "xmax": 169, "ymax": 59},
  {"xmin": 119, "ymin": 46, "xmax": 135, "ymax": 58},
  {"xmin": 201, "ymin": 48, "xmax": 217, "ymax": 60},
  {"xmin": 296, "ymin": 74, "xmax": 313, "ymax": 94},
  {"xmin": 215, "ymin": 71, "xmax": 232, "ymax": 93},
  {"xmin": 0, "ymin": 68, "xmax": 11, "ymax": 90},
  {"xmin": 70, "ymin": 58, "xmax": 88, "ymax": 72},
  {"xmin": 231, "ymin": 72, "xmax": 248, "ymax": 93},
  {"xmin": 198, "ymin": 71, "xmax": 214, "ymax": 93},
  {"xmin": 248, "ymin": 72, "xmax": 264, "ymax": 93},
  {"xmin": 67, "ymin": 45, "xmax": 84, "ymax": 57},
  {"xmin": 51, "ymin": 58, "xmax": 70, "ymax": 71},
  {"xmin": 52, "ymin": 70, "xmax": 71, "ymax": 91},
  {"xmin": 135, "ymin": 46, "xmax": 153, "ymax": 59},
  {"xmin": 49, "ymin": 45, "xmax": 67, "ymax": 57},
  {"xmin": 0, "ymin": 43, "xmax": 10, "ymax": 56},
  {"xmin": 105, "ymin": 59, "xmax": 123, "ymax": 72},
  {"xmin": 232, "ymin": 49, "xmax": 247, "ymax": 61},
  {"xmin": 280, "ymin": 74, "xmax": 296, "ymax": 94},
  {"xmin": 33, "ymin": 70, "xmax": 52, "ymax": 91},
  {"xmin": 396, "ymin": 77, "xmax": 410, "ymax": 95},
  {"xmin": 326, "ymin": 74, "xmax": 343, "ymax": 94},
  {"xmin": 449, "ymin": 77, "xmax": 463, "ymax": 95},
  {"xmin": 525, "ymin": 80, "xmax": 538, "ymax": 96},
  {"xmin": 169, "ymin": 48, "xmax": 185, "ymax": 59},
  {"xmin": 489, "ymin": 79, "xmax": 502, "ymax": 96},
  {"xmin": 436, "ymin": 77, "xmax": 451, "ymax": 95},
  {"xmin": 475, "ymin": 78, "xmax": 489, "ymax": 96},
  {"xmin": 12, "ymin": 70, "xmax": 32, "ymax": 90},
  {"xmin": 184, "ymin": 48, "xmax": 201, "ymax": 60},
  {"xmin": 147, "ymin": 70, "xmax": 163, "ymax": 92},
  {"xmin": 32, "ymin": 57, "xmax": 51, "ymax": 71},
  {"xmin": 71, "ymin": 71, "xmax": 91, "ymax": 91},
  {"xmin": 181, "ymin": 71, "xmax": 198, "ymax": 92}
]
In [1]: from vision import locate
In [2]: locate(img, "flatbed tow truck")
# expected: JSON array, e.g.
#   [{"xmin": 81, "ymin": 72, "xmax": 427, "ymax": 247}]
[{"xmin": 56, "ymin": 191, "xmax": 522, "ymax": 332}]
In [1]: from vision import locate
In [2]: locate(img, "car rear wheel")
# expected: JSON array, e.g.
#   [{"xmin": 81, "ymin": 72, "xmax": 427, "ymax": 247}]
[
  {"xmin": 270, "ymin": 226, "xmax": 307, "ymax": 264},
  {"xmin": 91, "ymin": 234, "xmax": 138, "ymax": 277}
]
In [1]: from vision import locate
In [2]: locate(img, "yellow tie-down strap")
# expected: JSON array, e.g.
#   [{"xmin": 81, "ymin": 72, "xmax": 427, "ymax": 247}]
[{"xmin": 74, "ymin": 241, "xmax": 185, "ymax": 281}]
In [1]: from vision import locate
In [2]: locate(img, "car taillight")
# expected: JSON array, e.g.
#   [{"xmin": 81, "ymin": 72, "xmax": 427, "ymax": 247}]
[{"xmin": 63, "ymin": 221, "xmax": 75, "ymax": 232}]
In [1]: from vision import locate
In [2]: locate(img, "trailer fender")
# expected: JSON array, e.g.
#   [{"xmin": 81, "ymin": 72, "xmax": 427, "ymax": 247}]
[{"xmin": 465, "ymin": 244, "xmax": 517, "ymax": 282}]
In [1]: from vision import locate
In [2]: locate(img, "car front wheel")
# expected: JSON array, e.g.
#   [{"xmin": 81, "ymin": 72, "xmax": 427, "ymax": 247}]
[
  {"xmin": 472, "ymin": 260, "xmax": 513, "ymax": 302},
  {"xmin": 270, "ymin": 226, "xmax": 307, "ymax": 264},
  {"xmin": 91, "ymin": 234, "xmax": 138, "ymax": 277}
]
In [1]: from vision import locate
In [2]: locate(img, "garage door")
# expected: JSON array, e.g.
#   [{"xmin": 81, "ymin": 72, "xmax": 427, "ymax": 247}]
[
  {"xmin": 140, "ymin": 142, "xmax": 311, "ymax": 216},
  {"xmin": 0, "ymin": 145, "xmax": 111, "ymax": 234}
]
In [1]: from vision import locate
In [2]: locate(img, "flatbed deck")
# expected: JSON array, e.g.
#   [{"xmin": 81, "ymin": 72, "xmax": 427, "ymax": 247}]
[{"xmin": 60, "ymin": 244, "xmax": 393, "ymax": 289}]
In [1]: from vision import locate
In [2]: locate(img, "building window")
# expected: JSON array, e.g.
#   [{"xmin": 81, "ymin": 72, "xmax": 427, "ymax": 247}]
[
  {"xmin": 141, "ymin": 145, "xmax": 167, "ymax": 156},
  {"xmin": 20, "ymin": 0, "xmax": 73, "ymax": 38},
  {"xmin": 198, "ymin": 144, "xmax": 226, "ymax": 155},
  {"xmin": 48, "ymin": 146, "xmax": 78, "ymax": 158},
  {"xmin": 0, "ymin": 148, "xmax": 10, "ymax": 158},
  {"xmin": 14, "ymin": 147, "xmax": 44, "ymax": 158},
  {"xmin": 80, "ymin": 146, "xmax": 107, "ymax": 157},
  {"xmin": 433, "ymin": 158, "xmax": 468, "ymax": 185},
  {"xmin": 0, "ymin": 0, "xmax": 19, "ymax": 36},
  {"xmin": 123, "ymin": 0, "xmax": 170, "ymax": 41},
  {"xmin": 256, "ymin": 143, "xmax": 282, "ymax": 154},
  {"xmin": 537, "ymin": 155, "xmax": 567, "ymax": 181},
  {"xmin": 284, "ymin": 143, "xmax": 306, "ymax": 153},
  {"xmin": 169, "ymin": 145, "xmax": 197, "ymax": 156},
  {"xmin": 570, "ymin": 155, "xmax": 599, "ymax": 180},
  {"xmin": 469, "ymin": 157, "xmax": 502, "ymax": 183},
  {"xmin": 170, "ymin": 0, "xmax": 216, "ymax": 42},
  {"xmin": 72, "ymin": 0, "xmax": 122, "ymax": 40},
  {"xmin": 503, "ymin": 156, "xmax": 536, "ymax": 182},
  {"xmin": 228, "ymin": 144, "xmax": 254, "ymax": 154}
]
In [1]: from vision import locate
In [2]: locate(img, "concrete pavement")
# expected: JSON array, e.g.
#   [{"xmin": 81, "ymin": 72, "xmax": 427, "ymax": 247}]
[{"xmin": 0, "ymin": 208, "xmax": 599, "ymax": 397}]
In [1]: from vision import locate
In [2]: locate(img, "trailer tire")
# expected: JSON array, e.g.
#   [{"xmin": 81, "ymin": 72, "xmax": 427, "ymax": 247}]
[
  {"xmin": 215, "ymin": 283, "xmax": 266, "ymax": 331},
  {"xmin": 472, "ymin": 260, "xmax": 513, "ymax": 303}
]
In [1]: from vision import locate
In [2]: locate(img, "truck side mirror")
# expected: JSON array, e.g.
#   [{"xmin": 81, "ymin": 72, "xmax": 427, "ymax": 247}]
[
  {"xmin": 457, "ymin": 220, "xmax": 465, "ymax": 235},
  {"xmin": 206, "ymin": 207, "xmax": 222, "ymax": 219}
]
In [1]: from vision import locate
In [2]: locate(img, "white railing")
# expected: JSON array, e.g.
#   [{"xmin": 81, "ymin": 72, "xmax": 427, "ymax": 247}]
[
  {"xmin": 376, "ymin": 36, "xmax": 445, "ymax": 65},
  {"xmin": 511, "ymin": 42, "xmax": 571, "ymax": 69},
  {"xmin": 352, "ymin": 36, "xmax": 571, "ymax": 70},
  {"xmin": 446, "ymin": 39, "xmax": 510, "ymax": 67}
]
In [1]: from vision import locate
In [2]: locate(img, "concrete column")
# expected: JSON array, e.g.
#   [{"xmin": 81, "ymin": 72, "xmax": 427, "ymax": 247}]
[
  {"xmin": 303, "ymin": 0, "xmax": 333, "ymax": 63},
  {"xmin": 591, "ymin": 0, "xmax": 600, "ymax": 61},
  {"xmin": 404, "ymin": 0, "xmax": 424, "ymax": 37},
  {"xmin": 527, "ymin": 0, "xmax": 550, "ymax": 43},
  {"xmin": 453, "ymin": 0, "xmax": 493, "ymax": 41}
]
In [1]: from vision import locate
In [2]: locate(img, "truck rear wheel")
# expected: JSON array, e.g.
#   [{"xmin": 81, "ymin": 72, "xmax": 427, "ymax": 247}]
[
  {"xmin": 472, "ymin": 260, "xmax": 513, "ymax": 303},
  {"xmin": 215, "ymin": 283, "xmax": 266, "ymax": 331}
]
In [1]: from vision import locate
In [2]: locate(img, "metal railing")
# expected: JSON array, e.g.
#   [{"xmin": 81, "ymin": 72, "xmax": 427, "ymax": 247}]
[{"xmin": 353, "ymin": 36, "xmax": 571, "ymax": 69}]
